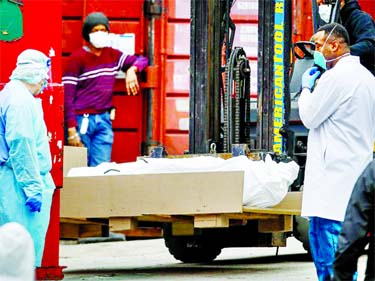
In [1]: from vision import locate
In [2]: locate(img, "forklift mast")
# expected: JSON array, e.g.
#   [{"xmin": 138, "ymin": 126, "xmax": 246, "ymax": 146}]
[
  {"xmin": 189, "ymin": 0, "xmax": 292, "ymax": 155},
  {"xmin": 189, "ymin": 0, "xmax": 224, "ymax": 154}
]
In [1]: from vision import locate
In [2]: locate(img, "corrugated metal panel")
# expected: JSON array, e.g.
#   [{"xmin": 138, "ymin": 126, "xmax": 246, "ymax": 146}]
[
  {"xmin": 232, "ymin": 0, "xmax": 258, "ymax": 97},
  {"xmin": 112, "ymin": 95, "xmax": 142, "ymax": 129},
  {"xmin": 62, "ymin": 0, "xmax": 143, "ymax": 18},
  {"xmin": 0, "ymin": 0, "xmax": 62, "ymax": 83},
  {"xmin": 358, "ymin": 0, "xmax": 375, "ymax": 17},
  {"xmin": 62, "ymin": 20, "xmax": 82, "ymax": 54},
  {"xmin": 166, "ymin": 22, "xmax": 190, "ymax": 56},
  {"xmin": 162, "ymin": 0, "xmax": 191, "ymax": 155},
  {"xmin": 112, "ymin": 131, "xmax": 142, "ymax": 163},
  {"xmin": 165, "ymin": 59, "xmax": 190, "ymax": 93},
  {"xmin": 164, "ymin": 134, "xmax": 189, "ymax": 155},
  {"xmin": 165, "ymin": 97, "xmax": 189, "ymax": 131},
  {"xmin": 233, "ymin": 23, "xmax": 258, "ymax": 58},
  {"xmin": 166, "ymin": 0, "xmax": 190, "ymax": 19},
  {"xmin": 231, "ymin": 0, "xmax": 258, "ymax": 21},
  {"xmin": 85, "ymin": 0, "xmax": 143, "ymax": 18}
]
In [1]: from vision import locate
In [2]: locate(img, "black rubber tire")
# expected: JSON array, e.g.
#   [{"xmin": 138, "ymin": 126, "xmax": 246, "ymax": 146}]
[
  {"xmin": 164, "ymin": 235, "xmax": 222, "ymax": 263},
  {"xmin": 163, "ymin": 224, "xmax": 222, "ymax": 263}
]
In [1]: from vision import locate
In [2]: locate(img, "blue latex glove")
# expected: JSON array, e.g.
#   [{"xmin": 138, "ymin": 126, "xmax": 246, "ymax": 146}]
[
  {"xmin": 302, "ymin": 66, "xmax": 321, "ymax": 91},
  {"xmin": 25, "ymin": 193, "xmax": 42, "ymax": 212}
]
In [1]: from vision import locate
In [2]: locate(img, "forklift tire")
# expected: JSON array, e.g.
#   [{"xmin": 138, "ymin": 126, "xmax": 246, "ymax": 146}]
[
  {"xmin": 293, "ymin": 216, "xmax": 311, "ymax": 254},
  {"xmin": 163, "ymin": 224, "xmax": 222, "ymax": 263}
]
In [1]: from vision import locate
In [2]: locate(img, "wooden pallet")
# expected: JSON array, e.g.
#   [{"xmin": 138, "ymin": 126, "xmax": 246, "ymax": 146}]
[{"xmin": 61, "ymin": 146, "xmax": 301, "ymax": 238}]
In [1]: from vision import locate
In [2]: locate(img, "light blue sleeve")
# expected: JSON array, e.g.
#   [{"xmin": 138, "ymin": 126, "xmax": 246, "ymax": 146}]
[{"xmin": 5, "ymin": 96, "xmax": 44, "ymax": 198}]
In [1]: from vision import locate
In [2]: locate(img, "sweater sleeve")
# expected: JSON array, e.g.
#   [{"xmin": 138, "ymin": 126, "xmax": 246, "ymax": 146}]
[
  {"xmin": 121, "ymin": 55, "xmax": 149, "ymax": 73},
  {"xmin": 62, "ymin": 55, "xmax": 81, "ymax": 128}
]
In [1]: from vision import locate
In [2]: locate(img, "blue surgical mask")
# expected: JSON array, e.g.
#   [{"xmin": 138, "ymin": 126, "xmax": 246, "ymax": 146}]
[
  {"xmin": 313, "ymin": 51, "xmax": 327, "ymax": 70},
  {"xmin": 313, "ymin": 24, "xmax": 338, "ymax": 71}
]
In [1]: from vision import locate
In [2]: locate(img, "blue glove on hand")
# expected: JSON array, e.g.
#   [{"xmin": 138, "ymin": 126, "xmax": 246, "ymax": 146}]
[
  {"xmin": 25, "ymin": 193, "xmax": 42, "ymax": 212},
  {"xmin": 302, "ymin": 66, "xmax": 321, "ymax": 91}
]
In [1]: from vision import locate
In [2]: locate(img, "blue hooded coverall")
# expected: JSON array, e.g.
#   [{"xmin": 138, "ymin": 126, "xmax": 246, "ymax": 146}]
[{"xmin": 0, "ymin": 80, "xmax": 55, "ymax": 266}]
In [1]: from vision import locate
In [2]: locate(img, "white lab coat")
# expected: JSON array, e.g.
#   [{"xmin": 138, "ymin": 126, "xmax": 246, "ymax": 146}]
[{"xmin": 298, "ymin": 56, "xmax": 375, "ymax": 221}]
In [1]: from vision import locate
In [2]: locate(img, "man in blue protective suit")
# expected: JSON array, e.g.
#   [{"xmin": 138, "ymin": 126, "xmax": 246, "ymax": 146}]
[
  {"xmin": 299, "ymin": 23, "xmax": 375, "ymax": 281},
  {"xmin": 0, "ymin": 49, "xmax": 56, "ymax": 267}
]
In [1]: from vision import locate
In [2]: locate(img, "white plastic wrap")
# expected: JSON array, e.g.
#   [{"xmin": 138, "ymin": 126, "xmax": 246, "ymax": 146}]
[
  {"xmin": 0, "ymin": 222, "xmax": 35, "ymax": 281},
  {"xmin": 67, "ymin": 155, "xmax": 299, "ymax": 208}
]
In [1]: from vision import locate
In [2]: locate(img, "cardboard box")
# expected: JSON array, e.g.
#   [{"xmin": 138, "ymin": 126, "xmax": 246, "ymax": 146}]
[{"xmin": 61, "ymin": 146, "xmax": 301, "ymax": 223}]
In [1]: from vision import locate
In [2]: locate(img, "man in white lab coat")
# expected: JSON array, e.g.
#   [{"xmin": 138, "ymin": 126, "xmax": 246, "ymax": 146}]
[{"xmin": 298, "ymin": 23, "xmax": 375, "ymax": 281}]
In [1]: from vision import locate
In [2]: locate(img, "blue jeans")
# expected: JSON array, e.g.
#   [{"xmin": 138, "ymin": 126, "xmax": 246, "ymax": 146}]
[
  {"xmin": 76, "ymin": 112, "xmax": 113, "ymax": 167},
  {"xmin": 309, "ymin": 217, "xmax": 343, "ymax": 281}
]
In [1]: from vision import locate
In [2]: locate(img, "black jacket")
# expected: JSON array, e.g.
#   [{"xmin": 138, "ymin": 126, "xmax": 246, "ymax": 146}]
[
  {"xmin": 340, "ymin": 0, "xmax": 375, "ymax": 76},
  {"xmin": 333, "ymin": 160, "xmax": 375, "ymax": 281}
]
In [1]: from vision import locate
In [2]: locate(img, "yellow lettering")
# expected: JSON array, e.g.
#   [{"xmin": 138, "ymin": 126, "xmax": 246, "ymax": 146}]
[
  {"xmin": 275, "ymin": 23, "xmax": 284, "ymax": 31},
  {"xmin": 275, "ymin": 43, "xmax": 283, "ymax": 55},
  {"xmin": 274, "ymin": 30, "xmax": 283, "ymax": 42},
  {"xmin": 275, "ymin": 89, "xmax": 282, "ymax": 100},
  {"xmin": 275, "ymin": 98, "xmax": 283, "ymax": 105},
  {"xmin": 273, "ymin": 143, "xmax": 282, "ymax": 153},
  {"xmin": 275, "ymin": 77, "xmax": 283, "ymax": 89},
  {"xmin": 274, "ymin": 55, "xmax": 282, "ymax": 63},
  {"xmin": 275, "ymin": 2, "xmax": 284, "ymax": 14},
  {"xmin": 274, "ymin": 132, "xmax": 282, "ymax": 140},
  {"xmin": 275, "ymin": 64, "xmax": 283, "ymax": 77},
  {"xmin": 274, "ymin": 106, "xmax": 283, "ymax": 118}
]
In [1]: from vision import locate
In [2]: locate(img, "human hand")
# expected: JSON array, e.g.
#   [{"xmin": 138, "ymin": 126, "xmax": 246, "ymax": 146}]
[
  {"xmin": 25, "ymin": 193, "xmax": 42, "ymax": 212},
  {"xmin": 67, "ymin": 127, "xmax": 84, "ymax": 147},
  {"xmin": 126, "ymin": 66, "xmax": 140, "ymax": 95},
  {"xmin": 302, "ymin": 66, "xmax": 321, "ymax": 91}
]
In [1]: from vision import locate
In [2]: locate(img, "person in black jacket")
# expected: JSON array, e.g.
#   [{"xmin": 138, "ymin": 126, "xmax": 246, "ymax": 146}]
[
  {"xmin": 340, "ymin": 0, "xmax": 375, "ymax": 76},
  {"xmin": 333, "ymin": 160, "xmax": 375, "ymax": 281}
]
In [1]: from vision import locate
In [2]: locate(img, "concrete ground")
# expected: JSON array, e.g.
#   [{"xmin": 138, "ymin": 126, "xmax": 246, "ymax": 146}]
[{"xmin": 60, "ymin": 237, "xmax": 368, "ymax": 281}]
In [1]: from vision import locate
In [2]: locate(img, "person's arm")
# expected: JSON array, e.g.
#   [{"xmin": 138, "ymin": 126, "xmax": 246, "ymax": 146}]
[
  {"xmin": 62, "ymin": 55, "xmax": 84, "ymax": 146},
  {"xmin": 120, "ymin": 54, "xmax": 148, "ymax": 95}
]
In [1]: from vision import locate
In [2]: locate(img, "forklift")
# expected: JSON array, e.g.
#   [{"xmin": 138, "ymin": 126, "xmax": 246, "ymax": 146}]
[
  {"xmin": 162, "ymin": 0, "xmax": 372, "ymax": 262},
  {"xmin": 162, "ymin": 0, "xmax": 347, "ymax": 261},
  {"xmin": 160, "ymin": 0, "xmax": 308, "ymax": 262}
]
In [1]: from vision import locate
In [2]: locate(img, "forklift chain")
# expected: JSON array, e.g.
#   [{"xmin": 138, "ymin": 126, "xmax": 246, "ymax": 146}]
[{"xmin": 223, "ymin": 47, "xmax": 251, "ymax": 152}]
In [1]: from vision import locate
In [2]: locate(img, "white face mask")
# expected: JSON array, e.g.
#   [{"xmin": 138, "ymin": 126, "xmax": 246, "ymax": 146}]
[{"xmin": 89, "ymin": 31, "xmax": 109, "ymax": 48}]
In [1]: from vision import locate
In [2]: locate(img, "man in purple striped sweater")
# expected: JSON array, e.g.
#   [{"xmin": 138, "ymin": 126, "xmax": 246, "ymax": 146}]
[{"xmin": 63, "ymin": 12, "xmax": 148, "ymax": 167}]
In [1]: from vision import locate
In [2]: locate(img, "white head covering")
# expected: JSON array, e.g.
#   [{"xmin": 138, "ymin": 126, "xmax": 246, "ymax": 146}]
[
  {"xmin": 0, "ymin": 222, "xmax": 35, "ymax": 281},
  {"xmin": 10, "ymin": 49, "xmax": 50, "ymax": 85}
]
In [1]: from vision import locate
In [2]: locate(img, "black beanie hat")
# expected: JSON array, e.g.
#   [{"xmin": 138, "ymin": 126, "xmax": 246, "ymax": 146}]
[{"xmin": 82, "ymin": 12, "xmax": 110, "ymax": 42}]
